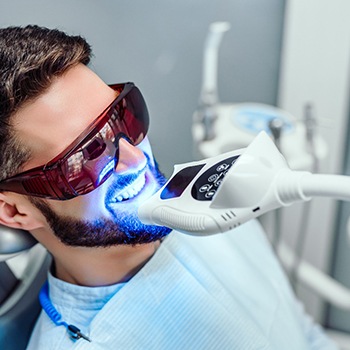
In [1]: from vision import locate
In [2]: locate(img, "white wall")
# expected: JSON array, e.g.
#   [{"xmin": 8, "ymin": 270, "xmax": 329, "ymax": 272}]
[{"xmin": 278, "ymin": 0, "xmax": 350, "ymax": 323}]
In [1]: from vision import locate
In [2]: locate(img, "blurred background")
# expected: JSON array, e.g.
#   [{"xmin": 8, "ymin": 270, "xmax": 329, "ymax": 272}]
[{"xmin": 1, "ymin": 0, "xmax": 350, "ymax": 347}]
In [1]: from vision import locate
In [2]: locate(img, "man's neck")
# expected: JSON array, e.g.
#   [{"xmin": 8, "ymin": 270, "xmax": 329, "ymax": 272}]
[{"xmin": 52, "ymin": 241, "xmax": 161, "ymax": 286}]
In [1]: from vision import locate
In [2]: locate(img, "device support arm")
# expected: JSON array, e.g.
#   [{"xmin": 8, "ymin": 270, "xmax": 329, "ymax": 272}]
[
  {"xmin": 301, "ymin": 174, "xmax": 350, "ymax": 202},
  {"xmin": 275, "ymin": 171, "xmax": 350, "ymax": 204}
]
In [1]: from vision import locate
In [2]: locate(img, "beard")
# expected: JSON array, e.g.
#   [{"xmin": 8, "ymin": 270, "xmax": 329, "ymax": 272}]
[{"xmin": 30, "ymin": 159, "xmax": 171, "ymax": 248}]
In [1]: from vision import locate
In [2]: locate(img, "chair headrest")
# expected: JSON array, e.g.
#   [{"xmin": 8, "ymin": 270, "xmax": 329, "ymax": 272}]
[{"xmin": 0, "ymin": 226, "xmax": 37, "ymax": 261}]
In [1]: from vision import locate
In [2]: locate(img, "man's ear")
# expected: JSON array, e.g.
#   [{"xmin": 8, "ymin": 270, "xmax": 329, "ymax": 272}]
[{"xmin": 0, "ymin": 192, "xmax": 42, "ymax": 230}]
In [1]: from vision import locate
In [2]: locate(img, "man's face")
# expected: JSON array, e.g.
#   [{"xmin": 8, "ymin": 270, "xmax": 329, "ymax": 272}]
[{"xmin": 13, "ymin": 64, "xmax": 171, "ymax": 247}]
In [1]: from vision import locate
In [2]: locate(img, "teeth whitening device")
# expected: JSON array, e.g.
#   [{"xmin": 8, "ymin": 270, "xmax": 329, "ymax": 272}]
[{"xmin": 138, "ymin": 131, "xmax": 349, "ymax": 235}]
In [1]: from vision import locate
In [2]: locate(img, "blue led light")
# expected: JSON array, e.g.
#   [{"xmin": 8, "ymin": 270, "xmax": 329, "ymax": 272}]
[{"xmin": 98, "ymin": 159, "xmax": 115, "ymax": 184}]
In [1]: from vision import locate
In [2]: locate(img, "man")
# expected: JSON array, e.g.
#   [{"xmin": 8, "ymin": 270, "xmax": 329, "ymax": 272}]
[{"xmin": 0, "ymin": 25, "xmax": 338, "ymax": 349}]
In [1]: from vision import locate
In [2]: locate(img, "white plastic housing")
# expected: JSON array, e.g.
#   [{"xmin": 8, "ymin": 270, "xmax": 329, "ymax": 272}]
[{"xmin": 138, "ymin": 132, "xmax": 308, "ymax": 235}]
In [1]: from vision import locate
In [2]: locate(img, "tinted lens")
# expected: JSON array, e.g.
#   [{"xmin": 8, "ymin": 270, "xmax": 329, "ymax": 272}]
[
  {"xmin": 0, "ymin": 83, "xmax": 149, "ymax": 200},
  {"xmin": 54, "ymin": 84, "xmax": 149, "ymax": 198},
  {"xmin": 116, "ymin": 85, "xmax": 149, "ymax": 145}
]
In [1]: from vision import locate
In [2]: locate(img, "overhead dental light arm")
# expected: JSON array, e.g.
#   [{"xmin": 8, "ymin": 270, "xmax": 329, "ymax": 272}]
[
  {"xmin": 138, "ymin": 131, "xmax": 350, "ymax": 235},
  {"xmin": 200, "ymin": 21, "xmax": 230, "ymax": 106},
  {"xmin": 196, "ymin": 21, "xmax": 231, "ymax": 141}
]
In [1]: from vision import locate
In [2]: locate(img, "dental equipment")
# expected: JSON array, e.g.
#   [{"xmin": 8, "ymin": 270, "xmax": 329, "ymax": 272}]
[
  {"xmin": 139, "ymin": 132, "xmax": 350, "ymax": 311},
  {"xmin": 200, "ymin": 21, "xmax": 230, "ymax": 108},
  {"xmin": 196, "ymin": 21, "xmax": 230, "ymax": 141},
  {"xmin": 138, "ymin": 131, "xmax": 348, "ymax": 236},
  {"xmin": 192, "ymin": 22, "xmax": 328, "ymax": 295},
  {"xmin": 193, "ymin": 21, "xmax": 327, "ymax": 170}
]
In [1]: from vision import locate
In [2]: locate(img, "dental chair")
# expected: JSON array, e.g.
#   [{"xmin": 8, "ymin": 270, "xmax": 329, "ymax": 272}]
[{"xmin": 0, "ymin": 227, "xmax": 50, "ymax": 350}]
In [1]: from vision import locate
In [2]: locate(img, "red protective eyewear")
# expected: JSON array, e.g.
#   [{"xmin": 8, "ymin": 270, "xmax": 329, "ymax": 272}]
[{"xmin": 0, "ymin": 82, "xmax": 149, "ymax": 200}]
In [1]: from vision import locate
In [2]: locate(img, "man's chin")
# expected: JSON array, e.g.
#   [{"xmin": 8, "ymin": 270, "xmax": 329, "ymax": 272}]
[
  {"xmin": 54, "ymin": 214, "xmax": 171, "ymax": 247},
  {"xmin": 104, "ymin": 208, "xmax": 171, "ymax": 246}
]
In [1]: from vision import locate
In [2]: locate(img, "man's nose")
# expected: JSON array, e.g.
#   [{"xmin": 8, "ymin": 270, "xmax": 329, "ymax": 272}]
[{"xmin": 115, "ymin": 138, "xmax": 147, "ymax": 174}]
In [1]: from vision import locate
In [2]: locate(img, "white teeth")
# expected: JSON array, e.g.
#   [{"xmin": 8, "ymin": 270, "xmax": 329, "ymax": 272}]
[{"xmin": 114, "ymin": 173, "xmax": 146, "ymax": 202}]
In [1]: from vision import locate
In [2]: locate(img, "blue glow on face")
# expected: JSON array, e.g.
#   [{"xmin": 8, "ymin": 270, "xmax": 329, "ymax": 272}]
[
  {"xmin": 32, "ymin": 155, "xmax": 171, "ymax": 247},
  {"xmin": 103, "ymin": 155, "xmax": 171, "ymax": 244}
]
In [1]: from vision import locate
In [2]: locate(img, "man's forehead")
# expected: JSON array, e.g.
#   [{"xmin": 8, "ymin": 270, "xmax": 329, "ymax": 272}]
[{"xmin": 12, "ymin": 64, "xmax": 115, "ymax": 169}]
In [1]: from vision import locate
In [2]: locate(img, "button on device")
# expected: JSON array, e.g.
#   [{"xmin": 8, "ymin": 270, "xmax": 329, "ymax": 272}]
[
  {"xmin": 199, "ymin": 184, "xmax": 212, "ymax": 192},
  {"xmin": 192, "ymin": 155, "xmax": 240, "ymax": 201},
  {"xmin": 215, "ymin": 179, "xmax": 222, "ymax": 187},
  {"xmin": 208, "ymin": 174, "xmax": 218, "ymax": 182},
  {"xmin": 205, "ymin": 190, "xmax": 216, "ymax": 198},
  {"xmin": 216, "ymin": 164, "xmax": 229, "ymax": 172}
]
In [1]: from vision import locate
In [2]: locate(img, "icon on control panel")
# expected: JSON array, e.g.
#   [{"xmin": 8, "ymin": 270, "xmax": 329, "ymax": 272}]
[
  {"xmin": 199, "ymin": 184, "xmax": 212, "ymax": 192},
  {"xmin": 191, "ymin": 155, "xmax": 239, "ymax": 201}
]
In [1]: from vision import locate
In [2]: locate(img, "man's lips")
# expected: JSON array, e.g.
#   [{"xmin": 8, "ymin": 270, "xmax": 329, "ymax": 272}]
[{"xmin": 111, "ymin": 171, "xmax": 147, "ymax": 203}]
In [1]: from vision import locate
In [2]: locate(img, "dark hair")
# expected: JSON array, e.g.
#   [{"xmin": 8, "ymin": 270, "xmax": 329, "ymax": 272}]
[{"xmin": 0, "ymin": 25, "xmax": 92, "ymax": 180}]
